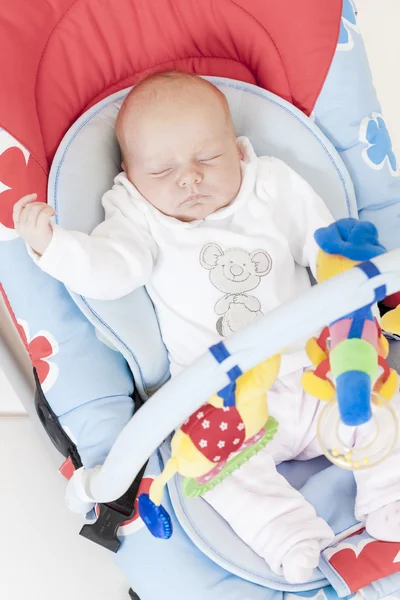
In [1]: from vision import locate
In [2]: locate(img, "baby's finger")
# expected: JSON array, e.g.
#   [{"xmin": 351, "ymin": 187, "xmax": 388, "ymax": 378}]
[
  {"xmin": 36, "ymin": 205, "xmax": 55, "ymax": 229},
  {"xmin": 13, "ymin": 193, "xmax": 38, "ymax": 224},
  {"xmin": 20, "ymin": 203, "xmax": 50, "ymax": 228}
]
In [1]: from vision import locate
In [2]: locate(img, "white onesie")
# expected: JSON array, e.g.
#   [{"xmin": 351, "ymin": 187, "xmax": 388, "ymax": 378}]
[
  {"xmin": 29, "ymin": 137, "xmax": 400, "ymax": 582},
  {"xmin": 34, "ymin": 138, "xmax": 331, "ymax": 376}
]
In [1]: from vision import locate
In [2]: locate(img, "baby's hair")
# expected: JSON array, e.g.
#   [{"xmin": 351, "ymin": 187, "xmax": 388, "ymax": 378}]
[
  {"xmin": 118, "ymin": 70, "xmax": 227, "ymax": 112},
  {"xmin": 115, "ymin": 71, "xmax": 234, "ymax": 169},
  {"xmin": 128, "ymin": 70, "xmax": 203, "ymax": 97}
]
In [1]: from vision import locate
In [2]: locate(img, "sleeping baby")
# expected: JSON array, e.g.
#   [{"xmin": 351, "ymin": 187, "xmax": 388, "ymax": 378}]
[{"xmin": 13, "ymin": 71, "xmax": 400, "ymax": 583}]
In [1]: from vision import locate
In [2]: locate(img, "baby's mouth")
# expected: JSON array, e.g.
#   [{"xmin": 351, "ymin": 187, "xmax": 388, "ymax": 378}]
[{"xmin": 184, "ymin": 193, "xmax": 209, "ymax": 205}]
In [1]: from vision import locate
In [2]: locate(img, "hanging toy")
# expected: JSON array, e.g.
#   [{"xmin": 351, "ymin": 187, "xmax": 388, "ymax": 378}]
[
  {"xmin": 138, "ymin": 350, "xmax": 281, "ymax": 538},
  {"xmin": 381, "ymin": 304, "xmax": 400, "ymax": 337},
  {"xmin": 302, "ymin": 218, "xmax": 400, "ymax": 470}
]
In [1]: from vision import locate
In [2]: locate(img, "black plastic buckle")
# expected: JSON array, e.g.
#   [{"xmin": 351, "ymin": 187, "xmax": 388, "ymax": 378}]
[
  {"xmin": 79, "ymin": 462, "xmax": 147, "ymax": 553},
  {"xmin": 79, "ymin": 502, "xmax": 133, "ymax": 553}
]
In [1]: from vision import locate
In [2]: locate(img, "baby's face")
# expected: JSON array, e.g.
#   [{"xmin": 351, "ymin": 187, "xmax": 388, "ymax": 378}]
[{"xmin": 121, "ymin": 84, "xmax": 242, "ymax": 221}]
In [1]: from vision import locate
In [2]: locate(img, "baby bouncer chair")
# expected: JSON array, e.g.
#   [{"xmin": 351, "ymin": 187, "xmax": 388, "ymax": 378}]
[{"xmin": 2, "ymin": 0, "xmax": 400, "ymax": 598}]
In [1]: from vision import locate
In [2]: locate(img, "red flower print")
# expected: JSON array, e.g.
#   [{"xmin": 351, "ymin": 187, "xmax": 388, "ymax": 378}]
[
  {"xmin": 0, "ymin": 147, "xmax": 33, "ymax": 228},
  {"xmin": 17, "ymin": 319, "xmax": 59, "ymax": 393},
  {"xmin": 0, "ymin": 131, "xmax": 46, "ymax": 238}
]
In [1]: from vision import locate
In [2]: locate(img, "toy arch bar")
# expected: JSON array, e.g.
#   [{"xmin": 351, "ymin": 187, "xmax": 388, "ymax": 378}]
[{"xmin": 71, "ymin": 250, "xmax": 400, "ymax": 505}]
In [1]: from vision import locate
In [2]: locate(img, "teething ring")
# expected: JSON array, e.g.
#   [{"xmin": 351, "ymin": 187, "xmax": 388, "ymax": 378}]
[{"xmin": 317, "ymin": 393, "xmax": 398, "ymax": 470}]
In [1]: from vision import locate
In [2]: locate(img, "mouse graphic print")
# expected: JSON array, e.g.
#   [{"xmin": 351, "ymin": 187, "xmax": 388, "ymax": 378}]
[{"xmin": 200, "ymin": 243, "xmax": 272, "ymax": 336}]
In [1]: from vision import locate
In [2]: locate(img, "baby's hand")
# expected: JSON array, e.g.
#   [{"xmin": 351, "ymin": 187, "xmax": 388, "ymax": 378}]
[{"xmin": 13, "ymin": 194, "xmax": 55, "ymax": 256}]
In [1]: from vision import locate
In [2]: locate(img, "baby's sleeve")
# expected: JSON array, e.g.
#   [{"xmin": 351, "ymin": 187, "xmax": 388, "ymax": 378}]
[
  {"xmin": 32, "ymin": 183, "xmax": 157, "ymax": 300},
  {"xmin": 257, "ymin": 157, "xmax": 334, "ymax": 277}
]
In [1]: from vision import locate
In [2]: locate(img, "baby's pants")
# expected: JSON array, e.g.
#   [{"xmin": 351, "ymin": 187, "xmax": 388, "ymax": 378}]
[{"xmin": 204, "ymin": 369, "xmax": 400, "ymax": 576}]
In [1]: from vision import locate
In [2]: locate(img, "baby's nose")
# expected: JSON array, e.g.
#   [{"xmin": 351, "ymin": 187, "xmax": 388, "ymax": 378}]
[
  {"xmin": 230, "ymin": 264, "xmax": 244, "ymax": 276},
  {"xmin": 178, "ymin": 166, "xmax": 203, "ymax": 187}
]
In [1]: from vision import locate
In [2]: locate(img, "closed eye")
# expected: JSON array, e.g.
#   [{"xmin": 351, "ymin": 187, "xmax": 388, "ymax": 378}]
[
  {"xmin": 150, "ymin": 168, "xmax": 173, "ymax": 177},
  {"xmin": 199, "ymin": 154, "xmax": 223, "ymax": 164}
]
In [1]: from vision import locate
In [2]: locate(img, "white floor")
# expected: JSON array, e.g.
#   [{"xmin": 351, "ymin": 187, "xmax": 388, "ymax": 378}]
[
  {"xmin": 0, "ymin": 417, "xmax": 128, "ymax": 600},
  {"xmin": 2, "ymin": 1, "xmax": 400, "ymax": 598}
]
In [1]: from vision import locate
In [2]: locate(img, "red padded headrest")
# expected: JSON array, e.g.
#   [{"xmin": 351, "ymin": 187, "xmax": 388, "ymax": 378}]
[{"xmin": 0, "ymin": 0, "xmax": 341, "ymax": 172}]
